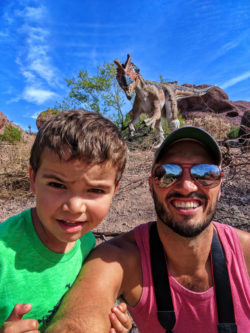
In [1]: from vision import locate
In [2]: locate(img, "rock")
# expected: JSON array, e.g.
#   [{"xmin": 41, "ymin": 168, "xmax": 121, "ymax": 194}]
[
  {"xmin": 178, "ymin": 86, "xmax": 250, "ymax": 127},
  {"xmin": 0, "ymin": 112, "xmax": 8, "ymax": 134},
  {"xmin": 36, "ymin": 108, "xmax": 61, "ymax": 130},
  {"xmin": 238, "ymin": 110, "xmax": 250, "ymax": 150},
  {"xmin": 178, "ymin": 86, "xmax": 234, "ymax": 114}
]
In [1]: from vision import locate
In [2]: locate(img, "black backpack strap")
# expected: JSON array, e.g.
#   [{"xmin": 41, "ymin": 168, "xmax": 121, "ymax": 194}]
[
  {"xmin": 149, "ymin": 222, "xmax": 176, "ymax": 333},
  {"xmin": 149, "ymin": 223, "xmax": 237, "ymax": 333},
  {"xmin": 211, "ymin": 231, "xmax": 237, "ymax": 333}
]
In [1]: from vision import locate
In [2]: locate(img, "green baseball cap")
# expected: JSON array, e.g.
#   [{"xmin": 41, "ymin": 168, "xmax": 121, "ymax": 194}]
[{"xmin": 154, "ymin": 126, "xmax": 222, "ymax": 166}]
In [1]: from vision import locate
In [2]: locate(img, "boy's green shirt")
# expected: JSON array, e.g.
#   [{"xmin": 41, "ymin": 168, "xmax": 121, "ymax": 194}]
[{"xmin": 0, "ymin": 208, "xmax": 96, "ymax": 331}]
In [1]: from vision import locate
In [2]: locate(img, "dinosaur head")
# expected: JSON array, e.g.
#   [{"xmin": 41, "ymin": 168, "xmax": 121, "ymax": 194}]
[{"xmin": 114, "ymin": 54, "xmax": 140, "ymax": 100}]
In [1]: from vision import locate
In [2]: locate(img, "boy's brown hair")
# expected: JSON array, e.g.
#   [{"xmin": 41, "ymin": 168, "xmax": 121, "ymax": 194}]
[{"xmin": 30, "ymin": 110, "xmax": 127, "ymax": 184}]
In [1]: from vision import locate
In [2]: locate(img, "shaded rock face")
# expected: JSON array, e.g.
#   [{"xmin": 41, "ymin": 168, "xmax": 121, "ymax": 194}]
[
  {"xmin": 238, "ymin": 110, "xmax": 250, "ymax": 149},
  {"xmin": 0, "ymin": 112, "xmax": 8, "ymax": 134},
  {"xmin": 177, "ymin": 85, "xmax": 250, "ymax": 126},
  {"xmin": 178, "ymin": 86, "xmax": 233, "ymax": 113}
]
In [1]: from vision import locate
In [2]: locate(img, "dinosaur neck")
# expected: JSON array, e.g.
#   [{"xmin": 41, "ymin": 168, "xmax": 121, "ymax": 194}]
[{"xmin": 135, "ymin": 75, "xmax": 146, "ymax": 92}]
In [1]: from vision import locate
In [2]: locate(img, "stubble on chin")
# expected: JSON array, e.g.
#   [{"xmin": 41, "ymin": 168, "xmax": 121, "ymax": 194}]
[{"xmin": 152, "ymin": 189, "xmax": 218, "ymax": 238}]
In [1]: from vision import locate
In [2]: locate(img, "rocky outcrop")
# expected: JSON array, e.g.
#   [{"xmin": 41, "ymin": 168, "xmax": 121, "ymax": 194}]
[
  {"xmin": 36, "ymin": 108, "xmax": 60, "ymax": 129},
  {"xmin": 178, "ymin": 85, "xmax": 250, "ymax": 126},
  {"xmin": 238, "ymin": 110, "xmax": 250, "ymax": 150},
  {"xmin": 178, "ymin": 85, "xmax": 233, "ymax": 112},
  {"xmin": 0, "ymin": 112, "xmax": 8, "ymax": 134}
]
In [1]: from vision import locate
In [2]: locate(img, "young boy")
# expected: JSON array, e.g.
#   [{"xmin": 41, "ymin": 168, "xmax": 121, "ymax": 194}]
[{"xmin": 0, "ymin": 110, "xmax": 130, "ymax": 332}]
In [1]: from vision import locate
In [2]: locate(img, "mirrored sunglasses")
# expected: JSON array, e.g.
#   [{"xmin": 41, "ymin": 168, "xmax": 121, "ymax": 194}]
[{"xmin": 152, "ymin": 164, "xmax": 223, "ymax": 189}]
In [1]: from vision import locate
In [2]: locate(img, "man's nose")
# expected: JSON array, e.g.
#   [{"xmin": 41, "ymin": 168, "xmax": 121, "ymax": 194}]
[
  {"xmin": 62, "ymin": 195, "xmax": 86, "ymax": 214},
  {"xmin": 175, "ymin": 169, "xmax": 199, "ymax": 193}
]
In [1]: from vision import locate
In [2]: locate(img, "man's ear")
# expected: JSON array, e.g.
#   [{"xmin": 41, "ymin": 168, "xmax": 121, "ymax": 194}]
[
  {"xmin": 218, "ymin": 188, "xmax": 222, "ymax": 201},
  {"xmin": 148, "ymin": 177, "xmax": 153, "ymax": 196},
  {"xmin": 29, "ymin": 166, "xmax": 36, "ymax": 194}
]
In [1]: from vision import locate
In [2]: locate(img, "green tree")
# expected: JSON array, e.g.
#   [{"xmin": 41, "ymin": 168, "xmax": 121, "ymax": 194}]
[{"xmin": 56, "ymin": 62, "xmax": 131, "ymax": 129}]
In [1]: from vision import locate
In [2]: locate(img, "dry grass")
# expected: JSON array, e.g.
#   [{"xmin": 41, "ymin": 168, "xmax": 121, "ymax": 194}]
[
  {"xmin": 0, "ymin": 141, "xmax": 33, "ymax": 200},
  {"xmin": 184, "ymin": 114, "xmax": 231, "ymax": 140}
]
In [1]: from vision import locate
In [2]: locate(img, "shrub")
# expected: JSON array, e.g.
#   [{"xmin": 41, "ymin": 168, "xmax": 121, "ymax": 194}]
[
  {"xmin": 227, "ymin": 126, "xmax": 240, "ymax": 139},
  {"xmin": 0, "ymin": 124, "xmax": 22, "ymax": 142},
  {"xmin": 183, "ymin": 115, "xmax": 231, "ymax": 140}
]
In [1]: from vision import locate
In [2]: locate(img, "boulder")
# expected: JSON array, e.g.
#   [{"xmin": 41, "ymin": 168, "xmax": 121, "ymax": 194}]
[
  {"xmin": 36, "ymin": 109, "xmax": 61, "ymax": 130},
  {"xmin": 0, "ymin": 112, "xmax": 8, "ymax": 133},
  {"xmin": 178, "ymin": 86, "xmax": 234, "ymax": 114},
  {"xmin": 238, "ymin": 110, "xmax": 250, "ymax": 150}
]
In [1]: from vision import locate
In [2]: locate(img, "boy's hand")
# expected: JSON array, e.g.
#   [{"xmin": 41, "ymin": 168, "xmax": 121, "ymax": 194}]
[
  {"xmin": 0, "ymin": 303, "xmax": 39, "ymax": 333},
  {"xmin": 109, "ymin": 302, "xmax": 132, "ymax": 333}
]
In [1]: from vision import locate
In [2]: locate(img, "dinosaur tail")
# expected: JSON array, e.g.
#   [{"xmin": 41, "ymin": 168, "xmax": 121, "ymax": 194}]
[{"xmin": 174, "ymin": 85, "xmax": 214, "ymax": 100}]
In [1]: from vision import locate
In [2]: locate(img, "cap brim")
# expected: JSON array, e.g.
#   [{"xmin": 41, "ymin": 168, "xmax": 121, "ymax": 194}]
[{"xmin": 154, "ymin": 126, "xmax": 222, "ymax": 165}]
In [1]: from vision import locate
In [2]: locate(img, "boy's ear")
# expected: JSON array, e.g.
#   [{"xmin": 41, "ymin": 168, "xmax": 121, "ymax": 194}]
[
  {"xmin": 29, "ymin": 166, "xmax": 36, "ymax": 194},
  {"xmin": 114, "ymin": 181, "xmax": 120, "ymax": 193}
]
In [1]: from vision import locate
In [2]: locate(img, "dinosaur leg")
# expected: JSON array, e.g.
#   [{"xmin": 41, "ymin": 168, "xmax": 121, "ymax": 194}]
[
  {"xmin": 129, "ymin": 122, "xmax": 136, "ymax": 137},
  {"xmin": 129, "ymin": 114, "xmax": 140, "ymax": 137},
  {"xmin": 165, "ymin": 99, "xmax": 180, "ymax": 131},
  {"xmin": 165, "ymin": 88, "xmax": 180, "ymax": 131},
  {"xmin": 155, "ymin": 119, "xmax": 165, "ymax": 148},
  {"xmin": 144, "ymin": 97, "xmax": 163, "ymax": 129},
  {"xmin": 170, "ymin": 118, "xmax": 180, "ymax": 130}
]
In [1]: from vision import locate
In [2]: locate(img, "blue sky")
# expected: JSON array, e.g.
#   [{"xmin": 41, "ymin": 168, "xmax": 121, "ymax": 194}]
[{"xmin": 1, "ymin": 0, "xmax": 250, "ymax": 132}]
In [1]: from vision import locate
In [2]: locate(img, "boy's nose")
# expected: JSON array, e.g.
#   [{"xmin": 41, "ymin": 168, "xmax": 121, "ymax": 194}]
[{"xmin": 62, "ymin": 196, "xmax": 86, "ymax": 214}]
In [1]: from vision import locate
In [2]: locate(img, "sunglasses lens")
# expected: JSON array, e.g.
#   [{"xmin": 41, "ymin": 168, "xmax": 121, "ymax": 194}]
[
  {"xmin": 191, "ymin": 164, "xmax": 221, "ymax": 187},
  {"xmin": 154, "ymin": 164, "xmax": 182, "ymax": 187}
]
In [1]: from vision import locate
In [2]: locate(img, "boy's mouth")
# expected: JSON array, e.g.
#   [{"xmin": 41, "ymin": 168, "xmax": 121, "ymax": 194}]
[
  {"xmin": 56, "ymin": 219, "xmax": 87, "ymax": 233},
  {"xmin": 58, "ymin": 219, "xmax": 84, "ymax": 226}
]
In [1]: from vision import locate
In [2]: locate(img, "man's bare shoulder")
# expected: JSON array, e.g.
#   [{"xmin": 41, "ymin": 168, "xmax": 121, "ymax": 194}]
[
  {"xmin": 88, "ymin": 229, "xmax": 142, "ymax": 303},
  {"xmin": 90, "ymin": 229, "xmax": 139, "ymax": 267}
]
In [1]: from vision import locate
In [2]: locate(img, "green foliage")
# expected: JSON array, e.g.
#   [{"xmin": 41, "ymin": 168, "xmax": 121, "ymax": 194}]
[
  {"xmin": 177, "ymin": 110, "xmax": 184, "ymax": 127},
  {"xmin": 56, "ymin": 62, "xmax": 130, "ymax": 129},
  {"xmin": 159, "ymin": 75, "xmax": 170, "ymax": 84},
  {"xmin": 39, "ymin": 107, "xmax": 61, "ymax": 119},
  {"xmin": 227, "ymin": 126, "xmax": 240, "ymax": 139},
  {"xmin": 0, "ymin": 124, "xmax": 22, "ymax": 142}
]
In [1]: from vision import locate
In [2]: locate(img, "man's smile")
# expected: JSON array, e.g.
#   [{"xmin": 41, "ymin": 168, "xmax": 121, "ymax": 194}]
[{"xmin": 171, "ymin": 199, "xmax": 201, "ymax": 209}]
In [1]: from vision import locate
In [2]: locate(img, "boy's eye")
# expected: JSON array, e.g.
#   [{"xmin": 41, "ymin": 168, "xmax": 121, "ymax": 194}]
[
  {"xmin": 88, "ymin": 188, "xmax": 105, "ymax": 194},
  {"xmin": 48, "ymin": 182, "xmax": 66, "ymax": 189}
]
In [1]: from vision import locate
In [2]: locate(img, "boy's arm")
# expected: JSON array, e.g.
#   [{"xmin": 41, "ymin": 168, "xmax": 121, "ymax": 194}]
[
  {"xmin": 109, "ymin": 303, "xmax": 132, "ymax": 333},
  {"xmin": 45, "ymin": 236, "xmax": 135, "ymax": 333},
  {"xmin": 0, "ymin": 303, "xmax": 39, "ymax": 333}
]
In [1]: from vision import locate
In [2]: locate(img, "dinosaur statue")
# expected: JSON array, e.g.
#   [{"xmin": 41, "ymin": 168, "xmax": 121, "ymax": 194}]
[{"xmin": 114, "ymin": 54, "xmax": 213, "ymax": 146}]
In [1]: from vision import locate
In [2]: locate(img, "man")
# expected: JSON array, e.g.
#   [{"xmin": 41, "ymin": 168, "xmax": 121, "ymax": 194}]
[{"xmin": 45, "ymin": 126, "xmax": 250, "ymax": 333}]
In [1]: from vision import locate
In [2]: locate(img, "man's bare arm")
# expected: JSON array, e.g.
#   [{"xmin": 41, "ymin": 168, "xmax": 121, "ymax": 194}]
[
  {"xmin": 45, "ymin": 232, "xmax": 139, "ymax": 333},
  {"xmin": 236, "ymin": 228, "xmax": 250, "ymax": 276}
]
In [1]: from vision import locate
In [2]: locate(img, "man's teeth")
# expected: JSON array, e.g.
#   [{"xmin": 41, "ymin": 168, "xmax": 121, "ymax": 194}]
[{"xmin": 174, "ymin": 201, "xmax": 199, "ymax": 209}]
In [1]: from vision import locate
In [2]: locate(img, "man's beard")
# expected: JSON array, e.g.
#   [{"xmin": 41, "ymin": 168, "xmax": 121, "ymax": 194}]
[{"xmin": 152, "ymin": 189, "xmax": 218, "ymax": 238}]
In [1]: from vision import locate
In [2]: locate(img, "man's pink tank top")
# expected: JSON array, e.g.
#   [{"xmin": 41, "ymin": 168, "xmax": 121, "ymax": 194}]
[{"xmin": 127, "ymin": 222, "xmax": 250, "ymax": 333}]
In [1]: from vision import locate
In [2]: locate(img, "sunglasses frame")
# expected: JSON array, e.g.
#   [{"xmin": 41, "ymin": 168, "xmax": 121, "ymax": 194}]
[{"xmin": 152, "ymin": 163, "xmax": 223, "ymax": 189}]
